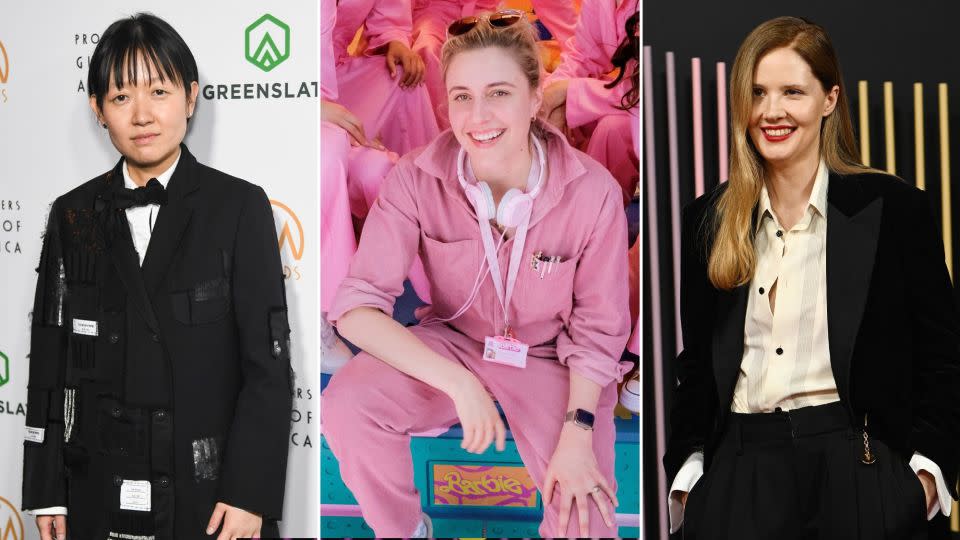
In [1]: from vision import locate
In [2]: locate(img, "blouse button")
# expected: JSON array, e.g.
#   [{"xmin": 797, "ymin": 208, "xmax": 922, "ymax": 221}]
[
  {"xmin": 776, "ymin": 347, "xmax": 784, "ymax": 355},
  {"xmin": 776, "ymin": 230, "xmax": 784, "ymax": 237},
  {"xmin": 759, "ymin": 287, "xmax": 765, "ymax": 295}
]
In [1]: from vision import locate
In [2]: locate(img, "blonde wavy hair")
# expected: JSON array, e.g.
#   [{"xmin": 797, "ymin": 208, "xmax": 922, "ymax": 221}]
[{"xmin": 709, "ymin": 16, "xmax": 873, "ymax": 290}]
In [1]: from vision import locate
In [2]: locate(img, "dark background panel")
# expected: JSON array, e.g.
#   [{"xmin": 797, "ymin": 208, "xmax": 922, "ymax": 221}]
[{"xmin": 643, "ymin": 2, "xmax": 960, "ymax": 538}]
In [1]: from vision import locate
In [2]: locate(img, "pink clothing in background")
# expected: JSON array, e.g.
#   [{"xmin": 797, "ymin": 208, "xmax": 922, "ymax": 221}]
[
  {"xmin": 333, "ymin": 0, "xmax": 440, "ymax": 155},
  {"xmin": 322, "ymin": 0, "xmax": 432, "ymax": 307},
  {"xmin": 324, "ymin": 121, "xmax": 629, "ymax": 536},
  {"xmin": 321, "ymin": 124, "xmax": 356, "ymax": 312},
  {"xmin": 531, "ymin": 0, "xmax": 577, "ymax": 51},
  {"xmin": 546, "ymin": 0, "xmax": 638, "ymax": 204}
]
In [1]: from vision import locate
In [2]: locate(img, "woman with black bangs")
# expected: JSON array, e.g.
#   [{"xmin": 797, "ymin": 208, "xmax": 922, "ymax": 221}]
[{"xmin": 21, "ymin": 13, "xmax": 291, "ymax": 540}]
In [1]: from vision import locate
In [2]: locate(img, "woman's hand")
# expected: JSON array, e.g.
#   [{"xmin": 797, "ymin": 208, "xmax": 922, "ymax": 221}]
[
  {"xmin": 385, "ymin": 40, "xmax": 425, "ymax": 88},
  {"xmin": 36, "ymin": 515, "xmax": 67, "ymax": 540},
  {"xmin": 539, "ymin": 79, "xmax": 570, "ymax": 120},
  {"xmin": 321, "ymin": 100, "xmax": 386, "ymax": 150},
  {"xmin": 206, "ymin": 502, "xmax": 262, "ymax": 540},
  {"xmin": 543, "ymin": 423, "xmax": 619, "ymax": 537},
  {"xmin": 918, "ymin": 469, "xmax": 937, "ymax": 515},
  {"xmin": 447, "ymin": 371, "xmax": 506, "ymax": 454},
  {"xmin": 545, "ymin": 103, "xmax": 569, "ymax": 134}
]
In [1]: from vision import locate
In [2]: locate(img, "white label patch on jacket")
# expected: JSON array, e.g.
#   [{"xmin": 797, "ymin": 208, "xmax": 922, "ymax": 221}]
[
  {"xmin": 119, "ymin": 480, "xmax": 151, "ymax": 512},
  {"xmin": 24, "ymin": 426, "xmax": 45, "ymax": 443},
  {"xmin": 72, "ymin": 318, "xmax": 99, "ymax": 337}
]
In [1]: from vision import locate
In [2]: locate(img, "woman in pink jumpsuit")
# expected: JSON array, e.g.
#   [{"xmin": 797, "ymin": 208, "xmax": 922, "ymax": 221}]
[
  {"xmin": 322, "ymin": 13, "xmax": 631, "ymax": 538},
  {"xmin": 334, "ymin": 0, "xmax": 440, "ymax": 155},
  {"xmin": 542, "ymin": 0, "xmax": 639, "ymax": 205}
]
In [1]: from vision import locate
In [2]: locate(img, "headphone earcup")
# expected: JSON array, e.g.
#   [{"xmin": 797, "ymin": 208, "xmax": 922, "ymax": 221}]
[
  {"xmin": 497, "ymin": 189, "xmax": 533, "ymax": 229},
  {"xmin": 465, "ymin": 182, "xmax": 495, "ymax": 222}
]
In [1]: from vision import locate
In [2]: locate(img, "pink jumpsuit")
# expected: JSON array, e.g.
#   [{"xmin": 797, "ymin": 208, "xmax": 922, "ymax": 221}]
[
  {"xmin": 334, "ymin": 0, "xmax": 441, "ymax": 156},
  {"xmin": 322, "ymin": 0, "xmax": 430, "ymax": 309},
  {"xmin": 322, "ymin": 122, "xmax": 632, "ymax": 537},
  {"xmin": 545, "ymin": 0, "xmax": 639, "ymax": 205}
]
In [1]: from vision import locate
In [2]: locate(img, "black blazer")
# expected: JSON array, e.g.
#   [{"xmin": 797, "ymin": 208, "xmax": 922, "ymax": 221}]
[
  {"xmin": 22, "ymin": 146, "xmax": 292, "ymax": 540},
  {"xmin": 663, "ymin": 171, "xmax": 960, "ymax": 499}
]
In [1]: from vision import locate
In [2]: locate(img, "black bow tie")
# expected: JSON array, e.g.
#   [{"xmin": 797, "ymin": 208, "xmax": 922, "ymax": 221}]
[{"xmin": 114, "ymin": 178, "xmax": 168, "ymax": 209}]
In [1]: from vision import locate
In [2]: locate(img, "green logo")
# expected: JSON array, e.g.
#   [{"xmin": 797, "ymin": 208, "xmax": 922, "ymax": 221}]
[
  {"xmin": 0, "ymin": 351, "xmax": 8, "ymax": 388},
  {"xmin": 245, "ymin": 14, "xmax": 290, "ymax": 72}
]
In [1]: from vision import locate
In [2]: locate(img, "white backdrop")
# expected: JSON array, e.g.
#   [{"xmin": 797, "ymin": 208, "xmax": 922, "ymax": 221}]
[{"xmin": 0, "ymin": 1, "xmax": 318, "ymax": 537}]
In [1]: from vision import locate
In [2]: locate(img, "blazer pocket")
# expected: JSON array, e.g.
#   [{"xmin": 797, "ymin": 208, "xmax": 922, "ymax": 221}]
[{"xmin": 171, "ymin": 277, "xmax": 231, "ymax": 325}]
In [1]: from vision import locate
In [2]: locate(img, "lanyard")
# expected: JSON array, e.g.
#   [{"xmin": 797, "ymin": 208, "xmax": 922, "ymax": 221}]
[{"xmin": 467, "ymin": 137, "xmax": 544, "ymax": 335}]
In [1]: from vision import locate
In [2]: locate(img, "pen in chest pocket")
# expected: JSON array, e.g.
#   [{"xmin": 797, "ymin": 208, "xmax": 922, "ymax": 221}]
[{"xmin": 531, "ymin": 251, "xmax": 563, "ymax": 279}]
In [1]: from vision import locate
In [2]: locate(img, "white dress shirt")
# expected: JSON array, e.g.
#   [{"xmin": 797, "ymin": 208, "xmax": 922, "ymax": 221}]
[
  {"xmin": 667, "ymin": 161, "xmax": 952, "ymax": 532},
  {"xmin": 30, "ymin": 152, "xmax": 180, "ymax": 517}
]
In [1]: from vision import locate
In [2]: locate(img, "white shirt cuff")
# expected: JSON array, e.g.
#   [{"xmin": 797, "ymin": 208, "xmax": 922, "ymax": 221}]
[
  {"xmin": 667, "ymin": 451, "xmax": 704, "ymax": 533},
  {"xmin": 28, "ymin": 506, "xmax": 67, "ymax": 515},
  {"xmin": 909, "ymin": 452, "xmax": 954, "ymax": 520}
]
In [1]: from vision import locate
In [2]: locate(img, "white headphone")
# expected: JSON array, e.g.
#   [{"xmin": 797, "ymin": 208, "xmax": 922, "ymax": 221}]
[{"xmin": 457, "ymin": 136, "xmax": 546, "ymax": 228}]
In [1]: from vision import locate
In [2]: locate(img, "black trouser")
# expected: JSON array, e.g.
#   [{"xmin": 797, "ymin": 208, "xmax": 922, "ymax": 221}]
[{"xmin": 682, "ymin": 402, "xmax": 927, "ymax": 540}]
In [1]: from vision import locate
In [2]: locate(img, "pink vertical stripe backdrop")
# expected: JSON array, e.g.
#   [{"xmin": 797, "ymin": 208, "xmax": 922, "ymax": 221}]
[
  {"xmin": 643, "ymin": 45, "xmax": 669, "ymax": 540},
  {"xmin": 692, "ymin": 58, "xmax": 705, "ymax": 197},
  {"xmin": 717, "ymin": 62, "xmax": 728, "ymax": 182},
  {"xmin": 666, "ymin": 52, "xmax": 682, "ymax": 355}
]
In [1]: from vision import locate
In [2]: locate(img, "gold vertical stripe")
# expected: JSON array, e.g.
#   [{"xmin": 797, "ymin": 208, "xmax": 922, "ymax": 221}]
[
  {"xmin": 953, "ymin": 500, "xmax": 959, "ymax": 532},
  {"xmin": 915, "ymin": 83, "xmax": 925, "ymax": 190},
  {"xmin": 940, "ymin": 83, "xmax": 953, "ymax": 280},
  {"xmin": 884, "ymin": 82, "xmax": 896, "ymax": 174},
  {"xmin": 859, "ymin": 81, "xmax": 871, "ymax": 166}
]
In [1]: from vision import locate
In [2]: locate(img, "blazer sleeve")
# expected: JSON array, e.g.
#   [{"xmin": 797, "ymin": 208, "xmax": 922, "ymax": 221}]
[
  {"xmin": 216, "ymin": 184, "xmax": 293, "ymax": 519},
  {"xmin": 662, "ymin": 199, "xmax": 720, "ymax": 485},
  {"xmin": 22, "ymin": 201, "xmax": 69, "ymax": 510},
  {"xmin": 903, "ymin": 188, "xmax": 960, "ymax": 498}
]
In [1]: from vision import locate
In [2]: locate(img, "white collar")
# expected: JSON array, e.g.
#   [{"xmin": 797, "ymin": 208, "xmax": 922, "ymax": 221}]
[{"xmin": 122, "ymin": 149, "xmax": 182, "ymax": 190}]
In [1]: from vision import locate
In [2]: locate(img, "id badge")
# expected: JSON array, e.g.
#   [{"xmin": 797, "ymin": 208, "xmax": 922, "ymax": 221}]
[{"xmin": 482, "ymin": 335, "xmax": 528, "ymax": 368}]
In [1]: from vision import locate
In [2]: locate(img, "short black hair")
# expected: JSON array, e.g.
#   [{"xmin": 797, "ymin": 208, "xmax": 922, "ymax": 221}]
[{"xmin": 88, "ymin": 13, "xmax": 198, "ymax": 110}]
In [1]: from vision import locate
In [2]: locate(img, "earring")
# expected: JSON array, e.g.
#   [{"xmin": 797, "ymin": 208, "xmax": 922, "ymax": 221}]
[{"xmin": 101, "ymin": 122, "xmax": 108, "ymax": 129}]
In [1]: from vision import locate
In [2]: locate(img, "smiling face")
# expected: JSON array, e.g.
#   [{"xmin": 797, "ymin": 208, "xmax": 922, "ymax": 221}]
[
  {"xmin": 749, "ymin": 47, "xmax": 838, "ymax": 169},
  {"xmin": 445, "ymin": 47, "xmax": 542, "ymax": 172},
  {"xmin": 89, "ymin": 54, "xmax": 199, "ymax": 183}
]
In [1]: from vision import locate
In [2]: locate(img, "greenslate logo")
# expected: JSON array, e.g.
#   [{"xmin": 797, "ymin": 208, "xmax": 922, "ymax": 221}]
[
  {"xmin": 245, "ymin": 14, "xmax": 290, "ymax": 72},
  {"xmin": 0, "ymin": 351, "xmax": 8, "ymax": 388}
]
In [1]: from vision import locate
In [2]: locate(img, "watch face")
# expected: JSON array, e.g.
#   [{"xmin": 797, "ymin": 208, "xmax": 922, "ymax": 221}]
[{"xmin": 575, "ymin": 409, "xmax": 595, "ymax": 427}]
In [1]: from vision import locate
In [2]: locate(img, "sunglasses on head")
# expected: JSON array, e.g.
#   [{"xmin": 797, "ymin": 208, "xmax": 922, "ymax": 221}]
[{"xmin": 447, "ymin": 9, "xmax": 525, "ymax": 37}]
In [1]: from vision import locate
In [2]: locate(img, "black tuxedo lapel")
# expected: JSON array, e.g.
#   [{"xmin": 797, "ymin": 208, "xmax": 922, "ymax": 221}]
[
  {"xmin": 826, "ymin": 173, "xmax": 883, "ymax": 406},
  {"xmin": 713, "ymin": 284, "xmax": 749, "ymax": 409},
  {"xmin": 98, "ymin": 165, "xmax": 162, "ymax": 335},
  {"xmin": 141, "ymin": 145, "xmax": 200, "ymax": 295}
]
